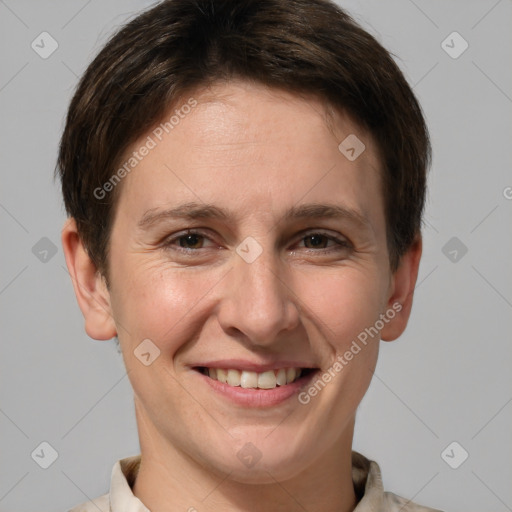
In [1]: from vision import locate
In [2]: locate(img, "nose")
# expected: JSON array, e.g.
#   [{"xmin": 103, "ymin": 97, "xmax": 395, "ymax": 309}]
[{"xmin": 216, "ymin": 245, "xmax": 301, "ymax": 348}]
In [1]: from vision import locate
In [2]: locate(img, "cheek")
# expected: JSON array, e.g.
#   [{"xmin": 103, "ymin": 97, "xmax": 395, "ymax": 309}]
[
  {"xmin": 113, "ymin": 255, "xmax": 388, "ymax": 357},
  {"xmin": 112, "ymin": 260, "xmax": 224, "ymax": 352},
  {"xmin": 293, "ymin": 266, "xmax": 387, "ymax": 350}
]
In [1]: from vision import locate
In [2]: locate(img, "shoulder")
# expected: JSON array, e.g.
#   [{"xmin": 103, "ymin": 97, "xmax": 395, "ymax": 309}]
[
  {"xmin": 67, "ymin": 492, "xmax": 109, "ymax": 512},
  {"xmin": 352, "ymin": 451, "xmax": 444, "ymax": 512},
  {"xmin": 383, "ymin": 491, "xmax": 445, "ymax": 512}
]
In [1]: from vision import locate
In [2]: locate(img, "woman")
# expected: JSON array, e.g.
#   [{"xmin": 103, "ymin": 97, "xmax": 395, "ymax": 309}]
[{"xmin": 57, "ymin": 0, "xmax": 440, "ymax": 510}]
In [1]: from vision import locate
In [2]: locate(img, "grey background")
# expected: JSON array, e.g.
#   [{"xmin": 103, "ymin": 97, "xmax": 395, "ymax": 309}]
[{"xmin": 1, "ymin": 1, "xmax": 511, "ymax": 511}]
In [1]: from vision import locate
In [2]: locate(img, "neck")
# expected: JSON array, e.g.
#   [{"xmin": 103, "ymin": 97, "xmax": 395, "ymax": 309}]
[{"xmin": 132, "ymin": 402, "xmax": 358, "ymax": 512}]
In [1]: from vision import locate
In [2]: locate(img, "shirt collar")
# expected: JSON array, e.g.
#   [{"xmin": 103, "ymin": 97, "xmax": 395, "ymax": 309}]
[
  {"xmin": 109, "ymin": 456, "xmax": 148, "ymax": 512},
  {"xmin": 108, "ymin": 451, "xmax": 384, "ymax": 511}
]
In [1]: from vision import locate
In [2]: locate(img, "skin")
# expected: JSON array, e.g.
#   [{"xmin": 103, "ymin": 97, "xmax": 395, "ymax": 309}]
[{"xmin": 62, "ymin": 80, "xmax": 422, "ymax": 512}]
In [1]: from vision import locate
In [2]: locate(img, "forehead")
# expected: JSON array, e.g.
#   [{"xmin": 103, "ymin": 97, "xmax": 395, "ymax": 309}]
[{"xmin": 113, "ymin": 80, "xmax": 384, "ymax": 232}]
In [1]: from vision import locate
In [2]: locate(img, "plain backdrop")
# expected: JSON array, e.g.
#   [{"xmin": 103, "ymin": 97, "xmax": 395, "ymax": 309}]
[{"xmin": 1, "ymin": 1, "xmax": 511, "ymax": 511}]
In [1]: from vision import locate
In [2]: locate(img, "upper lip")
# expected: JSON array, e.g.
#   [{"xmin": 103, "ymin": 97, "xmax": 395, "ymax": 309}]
[{"xmin": 192, "ymin": 359, "xmax": 318, "ymax": 372}]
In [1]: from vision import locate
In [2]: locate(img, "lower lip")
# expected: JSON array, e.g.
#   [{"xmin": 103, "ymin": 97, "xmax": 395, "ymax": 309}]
[{"xmin": 195, "ymin": 369, "xmax": 319, "ymax": 408}]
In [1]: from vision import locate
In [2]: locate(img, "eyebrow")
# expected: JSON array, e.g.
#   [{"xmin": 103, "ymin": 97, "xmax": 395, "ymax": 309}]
[{"xmin": 137, "ymin": 201, "xmax": 372, "ymax": 231}]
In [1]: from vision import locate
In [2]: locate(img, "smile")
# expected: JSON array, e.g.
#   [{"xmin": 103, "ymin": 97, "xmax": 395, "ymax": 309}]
[{"xmin": 195, "ymin": 367, "xmax": 315, "ymax": 389}]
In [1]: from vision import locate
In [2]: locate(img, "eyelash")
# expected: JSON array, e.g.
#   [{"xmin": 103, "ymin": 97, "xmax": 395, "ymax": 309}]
[{"xmin": 162, "ymin": 229, "xmax": 351, "ymax": 255}]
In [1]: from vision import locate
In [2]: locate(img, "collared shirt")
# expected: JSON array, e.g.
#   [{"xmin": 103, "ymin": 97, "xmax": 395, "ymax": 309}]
[{"xmin": 68, "ymin": 451, "xmax": 443, "ymax": 512}]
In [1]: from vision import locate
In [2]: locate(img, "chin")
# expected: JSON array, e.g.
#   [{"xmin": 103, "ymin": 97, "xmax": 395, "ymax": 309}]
[{"xmin": 199, "ymin": 437, "xmax": 311, "ymax": 484}]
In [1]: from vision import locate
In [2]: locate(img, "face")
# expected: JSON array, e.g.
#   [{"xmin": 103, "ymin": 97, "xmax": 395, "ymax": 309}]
[{"xmin": 66, "ymin": 80, "xmax": 419, "ymax": 483}]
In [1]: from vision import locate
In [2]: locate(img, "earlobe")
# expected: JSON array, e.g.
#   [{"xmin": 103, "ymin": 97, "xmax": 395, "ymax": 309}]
[
  {"xmin": 61, "ymin": 217, "xmax": 117, "ymax": 341},
  {"xmin": 380, "ymin": 236, "xmax": 422, "ymax": 342}
]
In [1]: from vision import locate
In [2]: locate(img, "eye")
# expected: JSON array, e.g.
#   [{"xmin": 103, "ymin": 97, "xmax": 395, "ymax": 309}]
[
  {"xmin": 162, "ymin": 229, "xmax": 351, "ymax": 255},
  {"xmin": 163, "ymin": 230, "xmax": 213, "ymax": 252},
  {"xmin": 295, "ymin": 231, "xmax": 351, "ymax": 252}
]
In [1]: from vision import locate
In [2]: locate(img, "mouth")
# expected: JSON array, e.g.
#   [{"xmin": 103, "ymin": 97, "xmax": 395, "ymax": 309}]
[{"xmin": 193, "ymin": 366, "xmax": 317, "ymax": 390}]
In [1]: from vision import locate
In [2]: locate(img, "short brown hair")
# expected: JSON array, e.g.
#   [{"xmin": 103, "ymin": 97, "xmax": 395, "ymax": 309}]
[{"xmin": 55, "ymin": 0, "xmax": 431, "ymax": 284}]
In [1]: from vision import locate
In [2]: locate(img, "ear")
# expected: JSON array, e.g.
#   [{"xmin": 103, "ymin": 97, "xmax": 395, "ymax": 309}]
[
  {"xmin": 61, "ymin": 217, "xmax": 117, "ymax": 340},
  {"xmin": 380, "ymin": 235, "xmax": 422, "ymax": 342}
]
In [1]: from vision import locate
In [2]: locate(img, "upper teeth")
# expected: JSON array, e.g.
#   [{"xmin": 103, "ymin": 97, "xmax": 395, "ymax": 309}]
[{"xmin": 205, "ymin": 368, "xmax": 302, "ymax": 389}]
